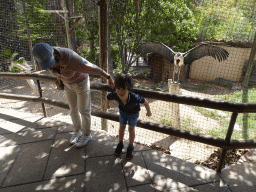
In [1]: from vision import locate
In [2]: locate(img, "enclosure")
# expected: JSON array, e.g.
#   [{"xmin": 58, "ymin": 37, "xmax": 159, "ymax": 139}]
[{"xmin": 1, "ymin": 0, "xmax": 256, "ymax": 172}]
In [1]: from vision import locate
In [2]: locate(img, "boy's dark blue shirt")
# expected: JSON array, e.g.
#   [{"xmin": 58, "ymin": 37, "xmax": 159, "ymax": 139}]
[{"xmin": 107, "ymin": 91, "xmax": 145, "ymax": 115}]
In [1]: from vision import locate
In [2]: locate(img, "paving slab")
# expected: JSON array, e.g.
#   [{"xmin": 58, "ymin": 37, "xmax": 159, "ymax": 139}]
[
  {"xmin": 0, "ymin": 127, "xmax": 57, "ymax": 147},
  {"xmin": 2, "ymin": 140, "xmax": 53, "ymax": 187},
  {"xmin": 0, "ymin": 174, "xmax": 85, "ymax": 192},
  {"xmin": 128, "ymin": 184, "xmax": 155, "ymax": 192},
  {"xmin": 0, "ymin": 112, "xmax": 17, "ymax": 122},
  {"xmin": 192, "ymin": 181, "xmax": 229, "ymax": 192},
  {"xmin": 85, "ymin": 155, "xmax": 127, "ymax": 192},
  {"xmin": 44, "ymin": 132, "xmax": 85, "ymax": 179},
  {"xmin": 57, "ymin": 123, "xmax": 76, "ymax": 133},
  {"xmin": 2, "ymin": 106, "xmax": 256, "ymax": 192},
  {"xmin": 142, "ymin": 150, "xmax": 220, "ymax": 191},
  {"xmin": 85, "ymin": 130, "xmax": 152, "ymax": 158},
  {"xmin": 0, "ymin": 107, "xmax": 42, "ymax": 121},
  {"xmin": 0, "ymin": 145, "xmax": 21, "ymax": 186},
  {"xmin": 35, "ymin": 118, "xmax": 72, "ymax": 130},
  {"xmin": 85, "ymin": 130, "xmax": 121, "ymax": 158},
  {"xmin": 0, "ymin": 114, "xmax": 43, "ymax": 134},
  {"xmin": 220, "ymin": 161, "xmax": 256, "ymax": 187},
  {"xmin": 150, "ymin": 183, "xmax": 230, "ymax": 192},
  {"xmin": 0, "ymin": 120, "xmax": 27, "ymax": 134},
  {"xmin": 227, "ymin": 185, "xmax": 256, "ymax": 192},
  {"xmin": 121, "ymin": 152, "xmax": 151, "ymax": 187}
]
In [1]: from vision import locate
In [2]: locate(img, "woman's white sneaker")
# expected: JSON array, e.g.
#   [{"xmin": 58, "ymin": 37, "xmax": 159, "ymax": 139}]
[
  {"xmin": 76, "ymin": 134, "xmax": 92, "ymax": 147},
  {"xmin": 70, "ymin": 131, "xmax": 83, "ymax": 144}
]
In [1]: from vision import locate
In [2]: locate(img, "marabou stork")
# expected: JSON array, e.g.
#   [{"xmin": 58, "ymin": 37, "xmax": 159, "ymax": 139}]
[{"xmin": 137, "ymin": 42, "xmax": 229, "ymax": 82}]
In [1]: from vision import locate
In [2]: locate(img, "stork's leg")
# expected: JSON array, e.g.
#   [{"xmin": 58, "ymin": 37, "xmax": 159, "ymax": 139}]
[
  {"xmin": 177, "ymin": 67, "xmax": 181, "ymax": 82},
  {"xmin": 173, "ymin": 70, "xmax": 175, "ymax": 82}
]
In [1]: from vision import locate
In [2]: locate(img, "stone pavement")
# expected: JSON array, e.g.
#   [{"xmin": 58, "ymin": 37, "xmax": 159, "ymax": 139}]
[{"xmin": 1, "ymin": 106, "xmax": 256, "ymax": 192}]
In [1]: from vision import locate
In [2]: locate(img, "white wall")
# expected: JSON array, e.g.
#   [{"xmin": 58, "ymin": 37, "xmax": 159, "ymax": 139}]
[{"xmin": 190, "ymin": 46, "xmax": 251, "ymax": 82}]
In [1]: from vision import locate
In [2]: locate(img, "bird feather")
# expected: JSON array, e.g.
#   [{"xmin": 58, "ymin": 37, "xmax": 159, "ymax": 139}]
[
  {"xmin": 184, "ymin": 43, "xmax": 229, "ymax": 64},
  {"xmin": 137, "ymin": 42, "xmax": 229, "ymax": 65},
  {"xmin": 137, "ymin": 42, "xmax": 176, "ymax": 63}
]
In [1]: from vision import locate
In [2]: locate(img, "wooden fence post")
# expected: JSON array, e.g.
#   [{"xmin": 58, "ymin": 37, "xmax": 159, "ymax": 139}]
[
  {"xmin": 168, "ymin": 79, "xmax": 181, "ymax": 129},
  {"xmin": 243, "ymin": 32, "xmax": 256, "ymax": 87},
  {"xmin": 99, "ymin": 0, "xmax": 108, "ymax": 131}
]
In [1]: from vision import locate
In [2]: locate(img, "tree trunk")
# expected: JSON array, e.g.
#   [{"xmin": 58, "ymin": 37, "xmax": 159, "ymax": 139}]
[
  {"xmin": 22, "ymin": 0, "xmax": 35, "ymax": 70},
  {"xmin": 107, "ymin": 0, "xmax": 113, "ymax": 76},
  {"xmin": 66, "ymin": 0, "xmax": 77, "ymax": 52},
  {"xmin": 47, "ymin": 0, "xmax": 65, "ymax": 47}
]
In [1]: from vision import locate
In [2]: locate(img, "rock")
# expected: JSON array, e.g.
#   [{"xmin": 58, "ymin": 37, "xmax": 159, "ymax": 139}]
[{"xmin": 214, "ymin": 77, "xmax": 235, "ymax": 88}]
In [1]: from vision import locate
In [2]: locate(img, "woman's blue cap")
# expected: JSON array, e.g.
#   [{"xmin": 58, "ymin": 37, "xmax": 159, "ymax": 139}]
[{"xmin": 32, "ymin": 43, "xmax": 55, "ymax": 70}]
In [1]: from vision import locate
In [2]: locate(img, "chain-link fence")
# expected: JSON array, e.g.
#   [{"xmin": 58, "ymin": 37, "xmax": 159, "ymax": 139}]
[{"xmin": 1, "ymin": 0, "xmax": 256, "ymax": 170}]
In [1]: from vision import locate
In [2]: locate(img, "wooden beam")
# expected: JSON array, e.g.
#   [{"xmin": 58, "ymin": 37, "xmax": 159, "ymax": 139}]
[
  {"xmin": 0, "ymin": 92, "xmax": 226, "ymax": 148},
  {"xmin": 41, "ymin": 10, "xmax": 68, "ymax": 13},
  {"xmin": 2, "ymin": 73, "xmax": 256, "ymax": 113},
  {"xmin": 68, "ymin": 16, "xmax": 83, "ymax": 19},
  {"xmin": 68, "ymin": 17, "xmax": 82, "ymax": 34}
]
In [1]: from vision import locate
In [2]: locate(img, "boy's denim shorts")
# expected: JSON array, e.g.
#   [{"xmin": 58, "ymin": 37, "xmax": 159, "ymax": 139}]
[{"xmin": 119, "ymin": 110, "xmax": 139, "ymax": 127}]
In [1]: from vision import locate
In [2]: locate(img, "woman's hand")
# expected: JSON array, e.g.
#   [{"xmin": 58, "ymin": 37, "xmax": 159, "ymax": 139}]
[{"xmin": 108, "ymin": 77, "xmax": 115, "ymax": 89}]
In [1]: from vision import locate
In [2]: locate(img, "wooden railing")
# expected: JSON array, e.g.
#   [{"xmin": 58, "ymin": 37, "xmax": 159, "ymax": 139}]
[{"xmin": 1, "ymin": 72, "xmax": 256, "ymax": 172}]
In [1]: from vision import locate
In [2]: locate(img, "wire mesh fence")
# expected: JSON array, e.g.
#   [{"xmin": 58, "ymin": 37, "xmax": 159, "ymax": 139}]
[{"xmin": 0, "ymin": 0, "xmax": 256, "ymax": 170}]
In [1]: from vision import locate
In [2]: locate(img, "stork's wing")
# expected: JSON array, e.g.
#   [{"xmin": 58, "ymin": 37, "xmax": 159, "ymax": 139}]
[
  {"xmin": 137, "ymin": 42, "xmax": 176, "ymax": 63},
  {"xmin": 183, "ymin": 43, "xmax": 229, "ymax": 64}
]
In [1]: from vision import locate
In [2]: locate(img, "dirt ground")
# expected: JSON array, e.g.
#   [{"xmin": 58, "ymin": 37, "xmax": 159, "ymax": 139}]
[{"xmin": 0, "ymin": 72, "xmax": 245, "ymax": 170}]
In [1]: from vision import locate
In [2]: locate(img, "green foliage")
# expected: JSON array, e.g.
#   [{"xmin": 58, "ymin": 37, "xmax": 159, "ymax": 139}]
[
  {"xmin": 141, "ymin": 0, "xmax": 197, "ymax": 52},
  {"xmin": 0, "ymin": 48, "xmax": 19, "ymax": 62},
  {"xmin": 113, "ymin": 63, "xmax": 123, "ymax": 74},
  {"xmin": 193, "ymin": 106, "xmax": 231, "ymax": 139},
  {"xmin": 216, "ymin": 87, "xmax": 256, "ymax": 139},
  {"xmin": 78, "ymin": 46, "xmax": 100, "ymax": 66},
  {"xmin": 0, "ymin": 47, "xmax": 12, "ymax": 60},
  {"xmin": 182, "ymin": 118, "xmax": 201, "ymax": 133},
  {"xmin": 9, "ymin": 57, "xmax": 25, "ymax": 72},
  {"xmin": 193, "ymin": 104, "xmax": 256, "ymax": 140},
  {"xmin": 109, "ymin": 0, "xmax": 197, "ymax": 73},
  {"xmin": 218, "ymin": 87, "xmax": 256, "ymax": 103},
  {"xmin": 14, "ymin": 57, "xmax": 25, "ymax": 65},
  {"xmin": 160, "ymin": 117, "xmax": 173, "ymax": 126},
  {"xmin": 10, "ymin": 53, "xmax": 20, "ymax": 62},
  {"xmin": 9, "ymin": 66, "xmax": 22, "ymax": 72},
  {"xmin": 111, "ymin": 46, "xmax": 121, "ymax": 68},
  {"xmin": 160, "ymin": 116, "xmax": 202, "ymax": 133},
  {"xmin": 75, "ymin": 0, "xmax": 99, "ymax": 51},
  {"xmin": 192, "ymin": 0, "xmax": 255, "ymax": 42},
  {"xmin": 185, "ymin": 84, "xmax": 208, "ymax": 92},
  {"xmin": 15, "ymin": 1, "xmax": 58, "ymax": 41}
]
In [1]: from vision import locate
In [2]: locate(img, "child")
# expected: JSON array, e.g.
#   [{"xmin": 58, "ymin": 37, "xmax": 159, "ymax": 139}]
[{"xmin": 107, "ymin": 73, "xmax": 152, "ymax": 160}]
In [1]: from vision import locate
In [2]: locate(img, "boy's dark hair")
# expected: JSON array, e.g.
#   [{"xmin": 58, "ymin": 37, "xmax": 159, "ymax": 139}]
[{"xmin": 114, "ymin": 73, "xmax": 133, "ymax": 91}]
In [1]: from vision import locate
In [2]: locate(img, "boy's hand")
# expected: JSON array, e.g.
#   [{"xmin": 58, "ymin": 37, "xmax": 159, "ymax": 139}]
[
  {"xmin": 146, "ymin": 111, "xmax": 152, "ymax": 117},
  {"xmin": 144, "ymin": 100, "xmax": 152, "ymax": 117}
]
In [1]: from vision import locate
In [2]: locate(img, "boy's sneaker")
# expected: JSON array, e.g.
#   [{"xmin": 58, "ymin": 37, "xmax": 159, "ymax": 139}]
[
  {"xmin": 76, "ymin": 134, "xmax": 92, "ymax": 147},
  {"xmin": 114, "ymin": 142, "xmax": 124, "ymax": 156},
  {"xmin": 125, "ymin": 145, "xmax": 134, "ymax": 160},
  {"xmin": 70, "ymin": 130, "xmax": 83, "ymax": 144}
]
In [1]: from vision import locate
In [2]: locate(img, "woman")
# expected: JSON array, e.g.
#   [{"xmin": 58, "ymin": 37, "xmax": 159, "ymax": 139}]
[{"xmin": 33, "ymin": 42, "xmax": 115, "ymax": 147}]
